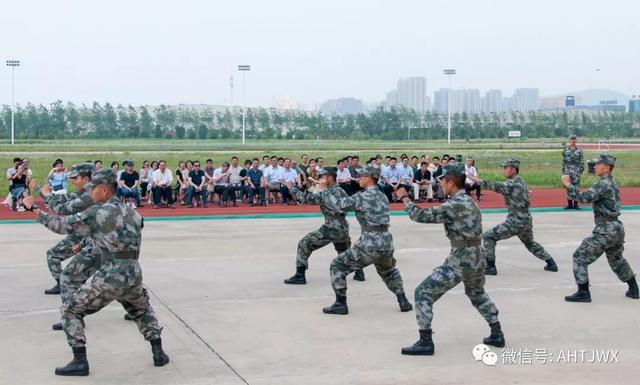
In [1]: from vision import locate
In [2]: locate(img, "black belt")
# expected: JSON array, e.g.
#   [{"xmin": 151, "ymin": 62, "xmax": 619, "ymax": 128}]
[
  {"xmin": 450, "ymin": 239, "xmax": 482, "ymax": 247},
  {"xmin": 115, "ymin": 251, "xmax": 140, "ymax": 260},
  {"xmin": 595, "ymin": 217, "xmax": 619, "ymax": 224},
  {"xmin": 362, "ymin": 225, "xmax": 389, "ymax": 232}
]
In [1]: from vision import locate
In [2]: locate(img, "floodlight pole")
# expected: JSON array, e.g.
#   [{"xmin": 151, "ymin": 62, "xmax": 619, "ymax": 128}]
[
  {"xmin": 444, "ymin": 69, "xmax": 456, "ymax": 145},
  {"xmin": 6, "ymin": 60, "xmax": 20, "ymax": 145},
  {"xmin": 237, "ymin": 65, "xmax": 251, "ymax": 144}
]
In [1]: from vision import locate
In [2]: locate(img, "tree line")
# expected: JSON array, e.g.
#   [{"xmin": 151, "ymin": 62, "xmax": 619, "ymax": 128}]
[{"xmin": 1, "ymin": 101, "xmax": 638, "ymax": 141}]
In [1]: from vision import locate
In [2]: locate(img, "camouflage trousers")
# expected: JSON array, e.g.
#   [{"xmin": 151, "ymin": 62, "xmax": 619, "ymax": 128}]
[
  {"xmin": 483, "ymin": 220, "xmax": 552, "ymax": 262},
  {"xmin": 565, "ymin": 172, "xmax": 581, "ymax": 200},
  {"xmin": 415, "ymin": 247, "xmax": 499, "ymax": 330},
  {"xmin": 62, "ymin": 259, "xmax": 162, "ymax": 348},
  {"xmin": 296, "ymin": 225, "xmax": 350, "ymax": 268},
  {"xmin": 46, "ymin": 236, "xmax": 78, "ymax": 281},
  {"xmin": 59, "ymin": 246, "xmax": 102, "ymax": 305},
  {"xmin": 573, "ymin": 221, "xmax": 635, "ymax": 285},
  {"xmin": 330, "ymin": 231, "xmax": 405, "ymax": 297}
]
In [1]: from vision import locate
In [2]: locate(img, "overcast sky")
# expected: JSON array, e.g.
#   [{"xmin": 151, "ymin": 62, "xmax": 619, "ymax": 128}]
[{"xmin": 1, "ymin": 0, "xmax": 638, "ymax": 108}]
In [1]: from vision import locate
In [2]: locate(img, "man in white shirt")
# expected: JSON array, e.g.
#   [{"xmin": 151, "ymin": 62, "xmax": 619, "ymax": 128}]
[
  {"xmin": 152, "ymin": 160, "xmax": 175, "ymax": 208},
  {"xmin": 227, "ymin": 156, "xmax": 243, "ymax": 207},
  {"xmin": 336, "ymin": 158, "xmax": 353, "ymax": 194},
  {"xmin": 398, "ymin": 157, "xmax": 414, "ymax": 191},
  {"xmin": 464, "ymin": 157, "xmax": 482, "ymax": 201},
  {"xmin": 258, "ymin": 155, "xmax": 270, "ymax": 171},
  {"xmin": 279, "ymin": 158, "xmax": 299, "ymax": 205},
  {"xmin": 263, "ymin": 156, "xmax": 284, "ymax": 203}
]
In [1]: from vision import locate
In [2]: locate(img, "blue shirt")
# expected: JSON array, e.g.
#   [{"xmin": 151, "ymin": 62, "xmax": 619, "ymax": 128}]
[
  {"xmin": 383, "ymin": 166, "xmax": 400, "ymax": 184},
  {"xmin": 247, "ymin": 168, "xmax": 263, "ymax": 186}
]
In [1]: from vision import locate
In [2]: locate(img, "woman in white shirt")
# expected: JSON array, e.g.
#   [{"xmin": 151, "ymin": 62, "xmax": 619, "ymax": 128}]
[{"xmin": 464, "ymin": 157, "xmax": 482, "ymax": 201}]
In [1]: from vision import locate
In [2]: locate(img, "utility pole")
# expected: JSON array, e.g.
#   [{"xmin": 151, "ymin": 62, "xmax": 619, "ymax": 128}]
[{"xmin": 6, "ymin": 60, "xmax": 20, "ymax": 145}]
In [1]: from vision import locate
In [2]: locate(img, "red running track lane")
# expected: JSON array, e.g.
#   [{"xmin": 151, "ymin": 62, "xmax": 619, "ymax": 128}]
[{"xmin": 3, "ymin": 188, "xmax": 640, "ymax": 221}]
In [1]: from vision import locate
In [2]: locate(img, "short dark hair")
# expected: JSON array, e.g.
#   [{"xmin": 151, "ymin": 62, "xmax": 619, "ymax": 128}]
[
  {"xmin": 316, "ymin": 157, "xmax": 323, "ymax": 162},
  {"xmin": 278, "ymin": 157, "xmax": 284, "ymax": 161},
  {"xmin": 252, "ymin": 158, "xmax": 259, "ymax": 162},
  {"xmin": 352, "ymin": 156, "xmax": 359, "ymax": 160},
  {"xmin": 13, "ymin": 157, "xmax": 21, "ymax": 163},
  {"xmin": 271, "ymin": 156, "xmax": 278, "ymax": 160},
  {"xmin": 110, "ymin": 161, "xmax": 118, "ymax": 168},
  {"xmin": 206, "ymin": 158, "xmax": 213, "ymax": 163},
  {"xmin": 94, "ymin": 160, "xmax": 102, "ymax": 165},
  {"xmin": 389, "ymin": 157, "xmax": 397, "ymax": 161},
  {"xmin": 159, "ymin": 160, "xmax": 167, "ymax": 165},
  {"xmin": 432, "ymin": 156, "xmax": 440, "ymax": 161},
  {"xmin": 263, "ymin": 155, "xmax": 270, "ymax": 160},
  {"xmin": 445, "ymin": 174, "xmax": 466, "ymax": 189},
  {"xmin": 420, "ymin": 161, "xmax": 428, "ymax": 166},
  {"xmin": 301, "ymin": 154, "xmax": 308, "ymax": 158},
  {"xmin": 223, "ymin": 161, "xmax": 230, "ymax": 167},
  {"xmin": 244, "ymin": 159, "xmax": 252, "ymax": 166},
  {"xmin": 231, "ymin": 156, "xmax": 239, "ymax": 161},
  {"xmin": 412, "ymin": 156, "xmax": 419, "ymax": 160},
  {"xmin": 442, "ymin": 154, "xmax": 450, "ymax": 159}
]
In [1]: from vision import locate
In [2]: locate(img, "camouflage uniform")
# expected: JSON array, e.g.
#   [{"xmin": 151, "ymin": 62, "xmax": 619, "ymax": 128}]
[
  {"xmin": 405, "ymin": 190, "xmax": 499, "ymax": 329},
  {"xmin": 290, "ymin": 184, "xmax": 351, "ymax": 268},
  {"xmin": 479, "ymin": 160, "xmax": 552, "ymax": 264},
  {"xmin": 35, "ymin": 170, "xmax": 162, "ymax": 348},
  {"xmin": 323, "ymin": 184, "xmax": 406, "ymax": 297},
  {"xmin": 567, "ymin": 158, "xmax": 635, "ymax": 285},
  {"xmin": 562, "ymin": 138, "xmax": 584, "ymax": 206}
]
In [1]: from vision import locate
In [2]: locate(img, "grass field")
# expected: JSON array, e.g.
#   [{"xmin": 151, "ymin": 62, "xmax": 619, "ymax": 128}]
[{"xmin": 2, "ymin": 139, "xmax": 639, "ymax": 196}]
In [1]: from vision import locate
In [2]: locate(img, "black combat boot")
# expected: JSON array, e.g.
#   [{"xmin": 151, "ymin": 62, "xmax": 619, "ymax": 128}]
[
  {"xmin": 485, "ymin": 260, "xmax": 497, "ymax": 276},
  {"xmin": 55, "ymin": 346, "xmax": 89, "ymax": 376},
  {"xmin": 625, "ymin": 277, "xmax": 639, "ymax": 299},
  {"xmin": 544, "ymin": 258, "xmax": 559, "ymax": 272},
  {"xmin": 483, "ymin": 321, "xmax": 505, "ymax": 347},
  {"xmin": 322, "ymin": 294, "xmax": 348, "ymax": 315},
  {"xmin": 565, "ymin": 282, "xmax": 591, "ymax": 302},
  {"xmin": 353, "ymin": 269, "xmax": 366, "ymax": 281},
  {"xmin": 284, "ymin": 265, "xmax": 307, "ymax": 285},
  {"xmin": 401, "ymin": 329, "xmax": 434, "ymax": 356},
  {"xmin": 564, "ymin": 200, "xmax": 573, "ymax": 210},
  {"xmin": 397, "ymin": 293, "xmax": 413, "ymax": 312},
  {"xmin": 45, "ymin": 280, "xmax": 61, "ymax": 295},
  {"xmin": 150, "ymin": 339, "xmax": 170, "ymax": 367},
  {"xmin": 573, "ymin": 201, "xmax": 580, "ymax": 210},
  {"xmin": 52, "ymin": 322, "xmax": 63, "ymax": 331}
]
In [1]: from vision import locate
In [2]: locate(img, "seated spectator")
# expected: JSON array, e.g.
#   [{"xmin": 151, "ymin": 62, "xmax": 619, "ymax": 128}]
[
  {"xmin": 259, "ymin": 155, "xmax": 270, "ymax": 171},
  {"xmin": 152, "ymin": 160, "xmax": 175, "ymax": 209},
  {"xmin": 410, "ymin": 156, "xmax": 420, "ymax": 172},
  {"xmin": 186, "ymin": 161, "xmax": 208, "ymax": 208},
  {"xmin": 315, "ymin": 157, "xmax": 325, "ymax": 173},
  {"xmin": 347, "ymin": 156, "xmax": 361, "ymax": 195},
  {"xmin": 381, "ymin": 157, "xmax": 403, "ymax": 202},
  {"xmin": 48, "ymin": 159, "xmax": 68, "ymax": 195},
  {"xmin": 94, "ymin": 160, "xmax": 103, "ymax": 170},
  {"xmin": 213, "ymin": 161, "xmax": 232, "ymax": 207},
  {"xmin": 279, "ymin": 158, "xmax": 299, "ymax": 205},
  {"xmin": 464, "ymin": 157, "xmax": 482, "ymax": 201},
  {"xmin": 263, "ymin": 156, "xmax": 284, "ymax": 203},
  {"xmin": 226, "ymin": 156, "xmax": 243, "ymax": 206},
  {"xmin": 6, "ymin": 158, "xmax": 31, "ymax": 211},
  {"xmin": 244, "ymin": 158, "xmax": 266, "ymax": 206},
  {"xmin": 239, "ymin": 159, "xmax": 252, "ymax": 201},
  {"xmin": 305, "ymin": 160, "xmax": 321, "ymax": 193},
  {"xmin": 413, "ymin": 161, "xmax": 433, "ymax": 202},
  {"xmin": 336, "ymin": 158, "xmax": 353, "ymax": 195},
  {"xmin": 117, "ymin": 160, "xmax": 142, "ymax": 208},
  {"xmin": 175, "ymin": 161, "xmax": 189, "ymax": 205},
  {"xmin": 433, "ymin": 157, "xmax": 447, "ymax": 202},
  {"xmin": 203, "ymin": 158, "xmax": 215, "ymax": 200},
  {"xmin": 147, "ymin": 160, "xmax": 158, "ymax": 204},
  {"xmin": 398, "ymin": 156, "xmax": 414, "ymax": 193},
  {"xmin": 139, "ymin": 160, "xmax": 151, "ymax": 201}
]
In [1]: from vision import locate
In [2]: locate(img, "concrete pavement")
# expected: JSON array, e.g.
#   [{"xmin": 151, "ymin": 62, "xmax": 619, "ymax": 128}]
[{"xmin": 1, "ymin": 210, "xmax": 639, "ymax": 385}]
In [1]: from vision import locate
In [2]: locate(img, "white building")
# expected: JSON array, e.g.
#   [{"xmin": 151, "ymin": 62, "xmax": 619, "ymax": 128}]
[
  {"xmin": 482, "ymin": 89, "xmax": 502, "ymax": 113},
  {"xmin": 513, "ymin": 88, "xmax": 540, "ymax": 112}
]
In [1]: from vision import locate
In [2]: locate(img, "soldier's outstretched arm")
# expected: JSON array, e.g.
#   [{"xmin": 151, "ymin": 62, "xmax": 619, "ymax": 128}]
[
  {"xmin": 479, "ymin": 179, "xmax": 509, "ymax": 194},
  {"xmin": 23, "ymin": 197, "xmax": 94, "ymax": 236},
  {"xmin": 323, "ymin": 192, "xmax": 358, "ymax": 213},
  {"xmin": 291, "ymin": 187, "xmax": 322, "ymax": 205},
  {"xmin": 567, "ymin": 180, "xmax": 602, "ymax": 203},
  {"xmin": 49, "ymin": 193, "xmax": 94, "ymax": 215},
  {"xmin": 404, "ymin": 201, "xmax": 447, "ymax": 223}
]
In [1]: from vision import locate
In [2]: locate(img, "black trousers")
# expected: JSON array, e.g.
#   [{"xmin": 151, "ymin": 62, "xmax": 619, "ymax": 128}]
[{"xmin": 153, "ymin": 186, "xmax": 174, "ymax": 205}]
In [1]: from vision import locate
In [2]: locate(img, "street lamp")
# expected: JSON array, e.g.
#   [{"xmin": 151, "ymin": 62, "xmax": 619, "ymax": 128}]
[
  {"xmin": 6, "ymin": 59, "xmax": 20, "ymax": 145},
  {"xmin": 237, "ymin": 64, "xmax": 251, "ymax": 144},
  {"xmin": 443, "ymin": 68, "xmax": 456, "ymax": 144}
]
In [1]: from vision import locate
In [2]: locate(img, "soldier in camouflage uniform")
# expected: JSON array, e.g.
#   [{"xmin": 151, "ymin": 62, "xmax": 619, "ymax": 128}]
[
  {"xmin": 469, "ymin": 159, "xmax": 558, "ymax": 275},
  {"xmin": 562, "ymin": 154, "xmax": 638, "ymax": 302},
  {"xmin": 36, "ymin": 163, "xmax": 96, "ymax": 295},
  {"xmin": 282, "ymin": 167, "xmax": 365, "ymax": 285},
  {"xmin": 23, "ymin": 169, "xmax": 169, "ymax": 376},
  {"xmin": 397, "ymin": 163, "xmax": 504, "ymax": 356},
  {"xmin": 562, "ymin": 134, "xmax": 584, "ymax": 209},
  {"xmin": 319, "ymin": 166, "xmax": 412, "ymax": 315}
]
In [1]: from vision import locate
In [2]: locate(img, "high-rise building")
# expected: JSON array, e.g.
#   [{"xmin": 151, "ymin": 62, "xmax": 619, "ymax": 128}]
[
  {"xmin": 629, "ymin": 95, "xmax": 640, "ymax": 112},
  {"xmin": 319, "ymin": 97, "xmax": 364, "ymax": 115},
  {"xmin": 385, "ymin": 76, "xmax": 428, "ymax": 112},
  {"xmin": 272, "ymin": 96, "xmax": 302, "ymax": 110},
  {"xmin": 482, "ymin": 89, "xmax": 502, "ymax": 113},
  {"xmin": 461, "ymin": 89, "xmax": 481, "ymax": 114},
  {"xmin": 434, "ymin": 88, "xmax": 463, "ymax": 113},
  {"xmin": 385, "ymin": 90, "xmax": 398, "ymax": 108},
  {"xmin": 513, "ymin": 88, "xmax": 540, "ymax": 112}
]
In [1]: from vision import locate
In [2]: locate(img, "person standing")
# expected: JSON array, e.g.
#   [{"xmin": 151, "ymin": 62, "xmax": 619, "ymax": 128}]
[
  {"xmin": 320, "ymin": 166, "xmax": 412, "ymax": 315},
  {"xmin": 396, "ymin": 163, "xmax": 504, "ymax": 356},
  {"xmin": 23, "ymin": 169, "xmax": 170, "ymax": 376},
  {"xmin": 470, "ymin": 159, "xmax": 558, "ymax": 275},
  {"xmin": 562, "ymin": 154, "xmax": 638, "ymax": 302},
  {"xmin": 283, "ymin": 167, "xmax": 365, "ymax": 285},
  {"xmin": 562, "ymin": 134, "xmax": 584, "ymax": 209}
]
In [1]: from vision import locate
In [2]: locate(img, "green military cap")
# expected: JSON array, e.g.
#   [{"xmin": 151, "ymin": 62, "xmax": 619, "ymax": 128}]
[
  {"xmin": 501, "ymin": 158, "xmax": 520, "ymax": 168},
  {"xmin": 569, "ymin": 134, "xmax": 577, "ymax": 139},
  {"xmin": 91, "ymin": 168, "xmax": 117, "ymax": 186},
  {"xmin": 437, "ymin": 163, "xmax": 466, "ymax": 180},
  {"xmin": 594, "ymin": 153, "xmax": 616, "ymax": 166},
  {"xmin": 356, "ymin": 165, "xmax": 381, "ymax": 180},
  {"xmin": 68, "ymin": 163, "xmax": 95, "ymax": 178},
  {"xmin": 319, "ymin": 166, "xmax": 337, "ymax": 179}
]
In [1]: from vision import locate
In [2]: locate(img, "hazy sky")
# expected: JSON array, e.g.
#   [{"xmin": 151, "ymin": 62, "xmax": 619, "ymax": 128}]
[{"xmin": 1, "ymin": 0, "xmax": 638, "ymax": 108}]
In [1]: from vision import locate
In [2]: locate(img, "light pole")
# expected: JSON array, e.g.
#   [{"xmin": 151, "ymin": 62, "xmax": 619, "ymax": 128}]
[
  {"xmin": 6, "ymin": 60, "xmax": 20, "ymax": 145},
  {"xmin": 443, "ymin": 69, "xmax": 456, "ymax": 144},
  {"xmin": 587, "ymin": 68, "xmax": 600, "ymax": 90},
  {"xmin": 237, "ymin": 64, "xmax": 250, "ymax": 144}
]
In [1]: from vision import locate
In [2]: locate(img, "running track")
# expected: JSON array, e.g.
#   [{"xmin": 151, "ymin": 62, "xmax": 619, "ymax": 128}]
[{"xmin": 2, "ymin": 188, "xmax": 640, "ymax": 222}]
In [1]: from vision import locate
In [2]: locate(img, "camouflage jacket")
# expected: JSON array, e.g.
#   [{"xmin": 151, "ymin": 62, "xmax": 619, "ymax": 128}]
[
  {"xmin": 324, "ymin": 185, "xmax": 390, "ymax": 229},
  {"xmin": 562, "ymin": 146, "xmax": 584, "ymax": 175},
  {"xmin": 291, "ymin": 184, "xmax": 349, "ymax": 231},
  {"xmin": 480, "ymin": 175, "xmax": 531, "ymax": 224},
  {"xmin": 36, "ymin": 197, "xmax": 143, "ymax": 256},
  {"xmin": 44, "ymin": 189, "xmax": 94, "ymax": 216},
  {"xmin": 567, "ymin": 176, "xmax": 620, "ymax": 224},
  {"xmin": 404, "ymin": 190, "xmax": 483, "ymax": 242}
]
